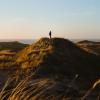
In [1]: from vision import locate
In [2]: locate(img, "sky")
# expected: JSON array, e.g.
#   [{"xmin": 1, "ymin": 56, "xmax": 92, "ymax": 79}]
[{"xmin": 0, "ymin": 0, "xmax": 100, "ymax": 39}]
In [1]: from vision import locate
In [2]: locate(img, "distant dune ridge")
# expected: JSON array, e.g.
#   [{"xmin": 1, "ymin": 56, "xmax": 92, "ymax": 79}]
[
  {"xmin": 0, "ymin": 41, "xmax": 28, "ymax": 51},
  {"xmin": 77, "ymin": 40, "xmax": 100, "ymax": 55}
]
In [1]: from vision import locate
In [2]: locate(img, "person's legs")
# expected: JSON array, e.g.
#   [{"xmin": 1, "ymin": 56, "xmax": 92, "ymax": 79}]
[{"xmin": 49, "ymin": 34, "xmax": 51, "ymax": 39}]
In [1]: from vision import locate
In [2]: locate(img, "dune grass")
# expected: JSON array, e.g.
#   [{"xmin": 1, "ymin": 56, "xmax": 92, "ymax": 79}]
[
  {"xmin": 0, "ymin": 38, "xmax": 99, "ymax": 100},
  {"xmin": 0, "ymin": 73, "xmax": 99, "ymax": 100}
]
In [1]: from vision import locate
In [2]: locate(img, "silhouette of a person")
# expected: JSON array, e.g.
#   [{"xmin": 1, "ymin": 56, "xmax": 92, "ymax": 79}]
[{"xmin": 49, "ymin": 31, "xmax": 52, "ymax": 39}]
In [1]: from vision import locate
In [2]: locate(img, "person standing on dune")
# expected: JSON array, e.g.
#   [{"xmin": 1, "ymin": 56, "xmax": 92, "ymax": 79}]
[{"xmin": 49, "ymin": 31, "xmax": 52, "ymax": 39}]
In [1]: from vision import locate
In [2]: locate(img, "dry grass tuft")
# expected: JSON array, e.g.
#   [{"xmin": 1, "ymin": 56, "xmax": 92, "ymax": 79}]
[{"xmin": 0, "ymin": 74, "xmax": 99, "ymax": 100}]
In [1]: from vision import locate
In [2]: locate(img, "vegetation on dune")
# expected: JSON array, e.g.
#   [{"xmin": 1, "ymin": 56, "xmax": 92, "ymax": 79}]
[
  {"xmin": 0, "ymin": 74, "xmax": 99, "ymax": 100},
  {"xmin": 0, "ymin": 50, "xmax": 15, "ymax": 69},
  {"xmin": 15, "ymin": 38, "xmax": 100, "ymax": 80},
  {"xmin": 0, "ymin": 41, "xmax": 28, "ymax": 51},
  {"xmin": 77, "ymin": 40, "xmax": 100, "ymax": 55},
  {"xmin": 15, "ymin": 38, "xmax": 52, "ymax": 69},
  {"xmin": 0, "ymin": 41, "xmax": 28, "ymax": 69},
  {"xmin": 0, "ymin": 38, "xmax": 99, "ymax": 100},
  {"xmin": 0, "ymin": 41, "xmax": 28, "ymax": 86}
]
